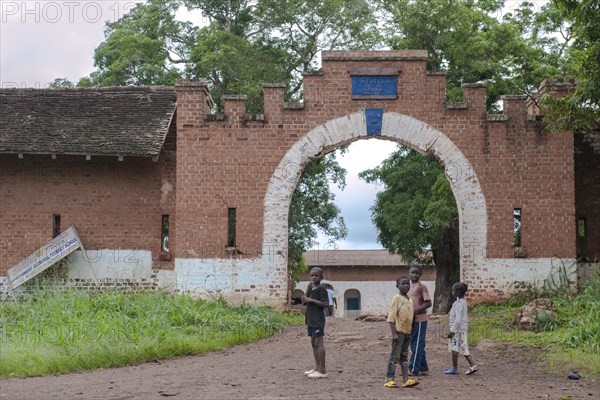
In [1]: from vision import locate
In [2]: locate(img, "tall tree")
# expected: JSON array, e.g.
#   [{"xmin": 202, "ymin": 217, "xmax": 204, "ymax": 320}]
[
  {"xmin": 254, "ymin": 0, "xmax": 380, "ymax": 96},
  {"xmin": 360, "ymin": 147, "xmax": 459, "ymax": 313},
  {"xmin": 542, "ymin": 0, "xmax": 600, "ymax": 133},
  {"xmin": 379, "ymin": 0, "xmax": 567, "ymax": 110},
  {"xmin": 87, "ymin": 0, "xmax": 192, "ymax": 86}
]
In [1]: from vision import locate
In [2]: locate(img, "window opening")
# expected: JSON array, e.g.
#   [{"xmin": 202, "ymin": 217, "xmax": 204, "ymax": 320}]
[
  {"xmin": 227, "ymin": 208, "xmax": 237, "ymax": 248},
  {"xmin": 513, "ymin": 208, "xmax": 522, "ymax": 247},
  {"xmin": 161, "ymin": 215, "xmax": 170, "ymax": 252},
  {"xmin": 577, "ymin": 218, "xmax": 586, "ymax": 238},
  {"xmin": 52, "ymin": 214, "xmax": 61, "ymax": 238}
]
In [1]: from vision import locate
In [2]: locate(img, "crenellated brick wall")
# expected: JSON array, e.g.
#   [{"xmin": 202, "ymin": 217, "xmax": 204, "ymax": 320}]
[{"xmin": 2, "ymin": 51, "xmax": 595, "ymax": 306}]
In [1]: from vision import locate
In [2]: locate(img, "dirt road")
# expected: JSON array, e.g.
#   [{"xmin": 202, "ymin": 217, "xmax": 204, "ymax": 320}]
[{"xmin": 0, "ymin": 318, "xmax": 595, "ymax": 400}]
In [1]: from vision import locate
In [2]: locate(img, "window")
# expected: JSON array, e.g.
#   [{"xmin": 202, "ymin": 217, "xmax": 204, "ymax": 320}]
[
  {"xmin": 161, "ymin": 215, "xmax": 169, "ymax": 252},
  {"xmin": 227, "ymin": 208, "xmax": 236, "ymax": 247},
  {"xmin": 577, "ymin": 218, "xmax": 586, "ymax": 238},
  {"xmin": 52, "ymin": 214, "xmax": 61, "ymax": 238},
  {"xmin": 513, "ymin": 208, "xmax": 522, "ymax": 247}
]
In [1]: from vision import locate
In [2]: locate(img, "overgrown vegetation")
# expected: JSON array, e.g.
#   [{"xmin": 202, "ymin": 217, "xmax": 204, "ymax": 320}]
[
  {"xmin": 469, "ymin": 266, "xmax": 600, "ymax": 378},
  {"xmin": 0, "ymin": 290, "xmax": 303, "ymax": 378}
]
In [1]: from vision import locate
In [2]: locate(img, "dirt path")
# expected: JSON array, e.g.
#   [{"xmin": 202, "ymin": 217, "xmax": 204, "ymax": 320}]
[{"xmin": 0, "ymin": 318, "xmax": 595, "ymax": 400}]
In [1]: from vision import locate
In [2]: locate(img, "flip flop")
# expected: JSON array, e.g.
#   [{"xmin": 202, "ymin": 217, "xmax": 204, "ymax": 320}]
[
  {"xmin": 444, "ymin": 369, "xmax": 459, "ymax": 375},
  {"xmin": 383, "ymin": 380, "xmax": 399, "ymax": 388},
  {"xmin": 465, "ymin": 365, "xmax": 478, "ymax": 375},
  {"xmin": 401, "ymin": 379, "xmax": 420, "ymax": 388}
]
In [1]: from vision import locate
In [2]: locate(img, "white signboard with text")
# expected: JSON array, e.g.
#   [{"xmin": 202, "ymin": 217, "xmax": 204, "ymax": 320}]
[{"xmin": 7, "ymin": 226, "xmax": 82, "ymax": 289}]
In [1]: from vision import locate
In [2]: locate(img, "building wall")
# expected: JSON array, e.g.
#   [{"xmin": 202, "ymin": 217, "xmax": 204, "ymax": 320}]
[
  {"xmin": 1, "ymin": 52, "xmax": 582, "ymax": 305},
  {"xmin": 171, "ymin": 53, "xmax": 577, "ymax": 306},
  {"xmin": 297, "ymin": 280, "xmax": 436, "ymax": 316},
  {"xmin": 0, "ymin": 122, "xmax": 177, "ymax": 278}
]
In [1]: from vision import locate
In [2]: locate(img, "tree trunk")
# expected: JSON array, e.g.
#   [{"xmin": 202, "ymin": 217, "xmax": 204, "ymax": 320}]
[{"xmin": 431, "ymin": 222, "xmax": 460, "ymax": 314}]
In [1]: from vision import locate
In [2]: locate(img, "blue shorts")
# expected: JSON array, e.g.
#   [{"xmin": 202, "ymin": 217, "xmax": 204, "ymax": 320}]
[{"xmin": 307, "ymin": 326, "xmax": 325, "ymax": 337}]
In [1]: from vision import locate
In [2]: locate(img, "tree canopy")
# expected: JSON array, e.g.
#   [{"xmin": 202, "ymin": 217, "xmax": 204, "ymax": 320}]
[{"xmin": 541, "ymin": 0, "xmax": 599, "ymax": 132}]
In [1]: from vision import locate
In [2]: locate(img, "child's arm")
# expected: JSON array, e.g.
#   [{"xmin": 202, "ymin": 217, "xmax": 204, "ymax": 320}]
[
  {"xmin": 414, "ymin": 284, "xmax": 432, "ymax": 314},
  {"xmin": 389, "ymin": 322, "xmax": 399, "ymax": 341},
  {"xmin": 304, "ymin": 296, "xmax": 329, "ymax": 308},
  {"xmin": 413, "ymin": 300, "xmax": 432, "ymax": 314},
  {"xmin": 303, "ymin": 287, "xmax": 329, "ymax": 308}
]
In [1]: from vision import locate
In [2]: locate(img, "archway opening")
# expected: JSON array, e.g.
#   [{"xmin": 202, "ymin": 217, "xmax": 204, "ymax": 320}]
[{"xmin": 264, "ymin": 111, "xmax": 487, "ymax": 309}]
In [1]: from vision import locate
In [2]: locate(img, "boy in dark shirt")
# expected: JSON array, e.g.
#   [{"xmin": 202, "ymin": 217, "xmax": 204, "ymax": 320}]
[{"xmin": 301, "ymin": 267, "xmax": 330, "ymax": 379}]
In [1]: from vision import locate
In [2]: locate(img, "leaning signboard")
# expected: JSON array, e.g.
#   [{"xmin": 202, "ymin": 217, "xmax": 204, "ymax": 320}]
[{"xmin": 7, "ymin": 226, "xmax": 82, "ymax": 289}]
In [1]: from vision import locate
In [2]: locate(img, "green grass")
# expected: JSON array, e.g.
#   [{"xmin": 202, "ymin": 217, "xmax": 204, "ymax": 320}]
[
  {"xmin": 0, "ymin": 290, "xmax": 303, "ymax": 378},
  {"xmin": 469, "ymin": 271, "xmax": 600, "ymax": 379}
]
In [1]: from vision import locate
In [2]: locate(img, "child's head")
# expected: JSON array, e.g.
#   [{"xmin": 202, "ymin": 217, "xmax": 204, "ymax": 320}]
[
  {"xmin": 309, "ymin": 267, "xmax": 324, "ymax": 285},
  {"xmin": 396, "ymin": 276, "xmax": 411, "ymax": 294},
  {"xmin": 452, "ymin": 282, "xmax": 468, "ymax": 298},
  {"xmin": 409, "ymin": 265, "xmax": 422, "ymax": 282}
]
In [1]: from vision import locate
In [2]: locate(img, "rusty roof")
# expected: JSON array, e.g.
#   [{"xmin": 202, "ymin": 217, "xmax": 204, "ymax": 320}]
[{"xmin": 0, "ymin": 86, "xmax": 176, "ymax": 157}]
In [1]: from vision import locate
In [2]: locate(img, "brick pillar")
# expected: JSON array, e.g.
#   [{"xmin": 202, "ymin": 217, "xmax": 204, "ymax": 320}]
[{"xmin": 175, "ymin": 80, "xmax": 212, "ymax": 129}]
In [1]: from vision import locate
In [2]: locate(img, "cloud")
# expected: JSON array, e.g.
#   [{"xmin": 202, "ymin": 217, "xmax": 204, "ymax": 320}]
[
  {"xmin": 0, "ymin": 1, "xmax": 138, "ymax": 87},
  {"xmin": 313, "ymin": 139, "xmax": 397, "ymax": 250}
]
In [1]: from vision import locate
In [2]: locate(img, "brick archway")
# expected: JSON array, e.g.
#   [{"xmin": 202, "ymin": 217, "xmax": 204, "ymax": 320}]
[{"xmin": 264, "ymin": 111, "xmax": 487, "ymax": 278}]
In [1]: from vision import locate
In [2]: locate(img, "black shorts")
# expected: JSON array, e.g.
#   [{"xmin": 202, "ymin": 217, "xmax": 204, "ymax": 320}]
[{"xmin": 307, "ymin": 326, "xmax": 325, "ymax": 337}]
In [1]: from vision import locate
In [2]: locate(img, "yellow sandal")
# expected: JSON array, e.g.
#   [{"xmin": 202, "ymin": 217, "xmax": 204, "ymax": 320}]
[{"xmin": 401, "ymin": 379, "xmax": 420, "ymax": 387}]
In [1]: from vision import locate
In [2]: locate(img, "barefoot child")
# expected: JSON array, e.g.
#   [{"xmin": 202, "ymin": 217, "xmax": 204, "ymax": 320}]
[
  {"xmin": 408, "ymin": 265, "xmax": 432, "ymax": 376},
  {"xmin": 384, "ymin": 276, "xmax": 420, "ymax": 388},
  {"xmin": 445, "ymin": 282, "xmax": 478, "ymax": 375},
  {"xmin": 301, "ymin": 267, "xmax": 330, "ymax": 379}
]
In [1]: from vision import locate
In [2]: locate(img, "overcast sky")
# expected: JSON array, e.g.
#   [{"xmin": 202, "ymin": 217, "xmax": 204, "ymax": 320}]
[{"xmin": 0, "ymin": 0, "xmax": 397, "ymax": 249}]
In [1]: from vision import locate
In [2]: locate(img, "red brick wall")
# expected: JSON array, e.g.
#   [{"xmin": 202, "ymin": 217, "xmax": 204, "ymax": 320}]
[
  {"xmin": 1, "ymin": 52, "xmax": 580, "ymax": 281},
  {"xmin": 173, "ymin": 54, "xmax": 577, "ymax": 263},
  {"xmin": 0, "ymin": 123, "xmax": 177, "ymax": 274}
]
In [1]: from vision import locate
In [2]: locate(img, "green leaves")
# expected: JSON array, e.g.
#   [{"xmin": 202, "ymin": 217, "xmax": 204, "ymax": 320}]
[
  {"xmin": 542, "ymin": 0, "xmax": 600, "ymax": 133},
  {"xmin": 359, "ymin": 147, "xmax": 454, "ymax": 264},
  {"xmin": 85, "ymin": 0, "xmax": 190, "ymax": 86},
  {"xmin": 188, "ymin": 24, "xmax": 292, "ymax": 113},
  {"xmin": 288, "ymin": 152, "xmax": 348, "ymax": 278},
  {"xmin": 380, "ymin": 0, "xmax": 568, "ymax": 110}
]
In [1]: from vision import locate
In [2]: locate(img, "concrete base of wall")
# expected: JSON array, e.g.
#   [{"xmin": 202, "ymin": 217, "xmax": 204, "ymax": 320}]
[
  {"xmin": 175, "ymin": 255, "xmax": 288, "ymax": 308},
  {"xmin": 0, "ymin": 253, "xmax": 582, "ymax": 307}
]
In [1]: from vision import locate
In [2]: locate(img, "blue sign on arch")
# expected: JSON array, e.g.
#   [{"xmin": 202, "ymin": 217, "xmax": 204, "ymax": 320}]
[
  {"xmin": 365, "ymin": 108, "xmax": 383, "ymax": 136},
  {"xmin": 352, "ymin": 76, "xmax": 397, "ymax": 99}
]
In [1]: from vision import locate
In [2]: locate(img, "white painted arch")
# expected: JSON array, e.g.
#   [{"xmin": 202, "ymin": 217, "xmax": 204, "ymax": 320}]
[{"xmin": 263, "ymin": 111, "xmax": 488, "ymax": 271}]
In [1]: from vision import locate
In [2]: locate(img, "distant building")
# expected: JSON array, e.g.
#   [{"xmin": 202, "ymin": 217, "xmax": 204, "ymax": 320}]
[{"xmin": 296, "ymin": 249, "xmax": 436, "ymax": 317}]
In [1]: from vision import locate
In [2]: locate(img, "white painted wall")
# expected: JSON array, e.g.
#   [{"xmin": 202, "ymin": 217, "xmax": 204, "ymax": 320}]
[{"xmin": 297, "ymin": 280, "xmax": 436, "ymax": 316}]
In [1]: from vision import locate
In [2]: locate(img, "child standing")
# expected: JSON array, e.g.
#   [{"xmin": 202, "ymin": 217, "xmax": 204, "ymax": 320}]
[
  {"xmin": 384, "ymin": 276, "xmax": 420, "ymax": 388},
  {"xmin": 323, "ymin": 283, "xmax": 337, "ymax": 317},
  {"xmin": 445, "ymin": 282, "xmax": 478, "ymax": 375},
  {"xmin": 408, "ymin": 265, "xmax": 432, "ymax": 376},
  {"xmin": 301, "ymin": 267, "xmax": 330, "ymax": 379}
]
